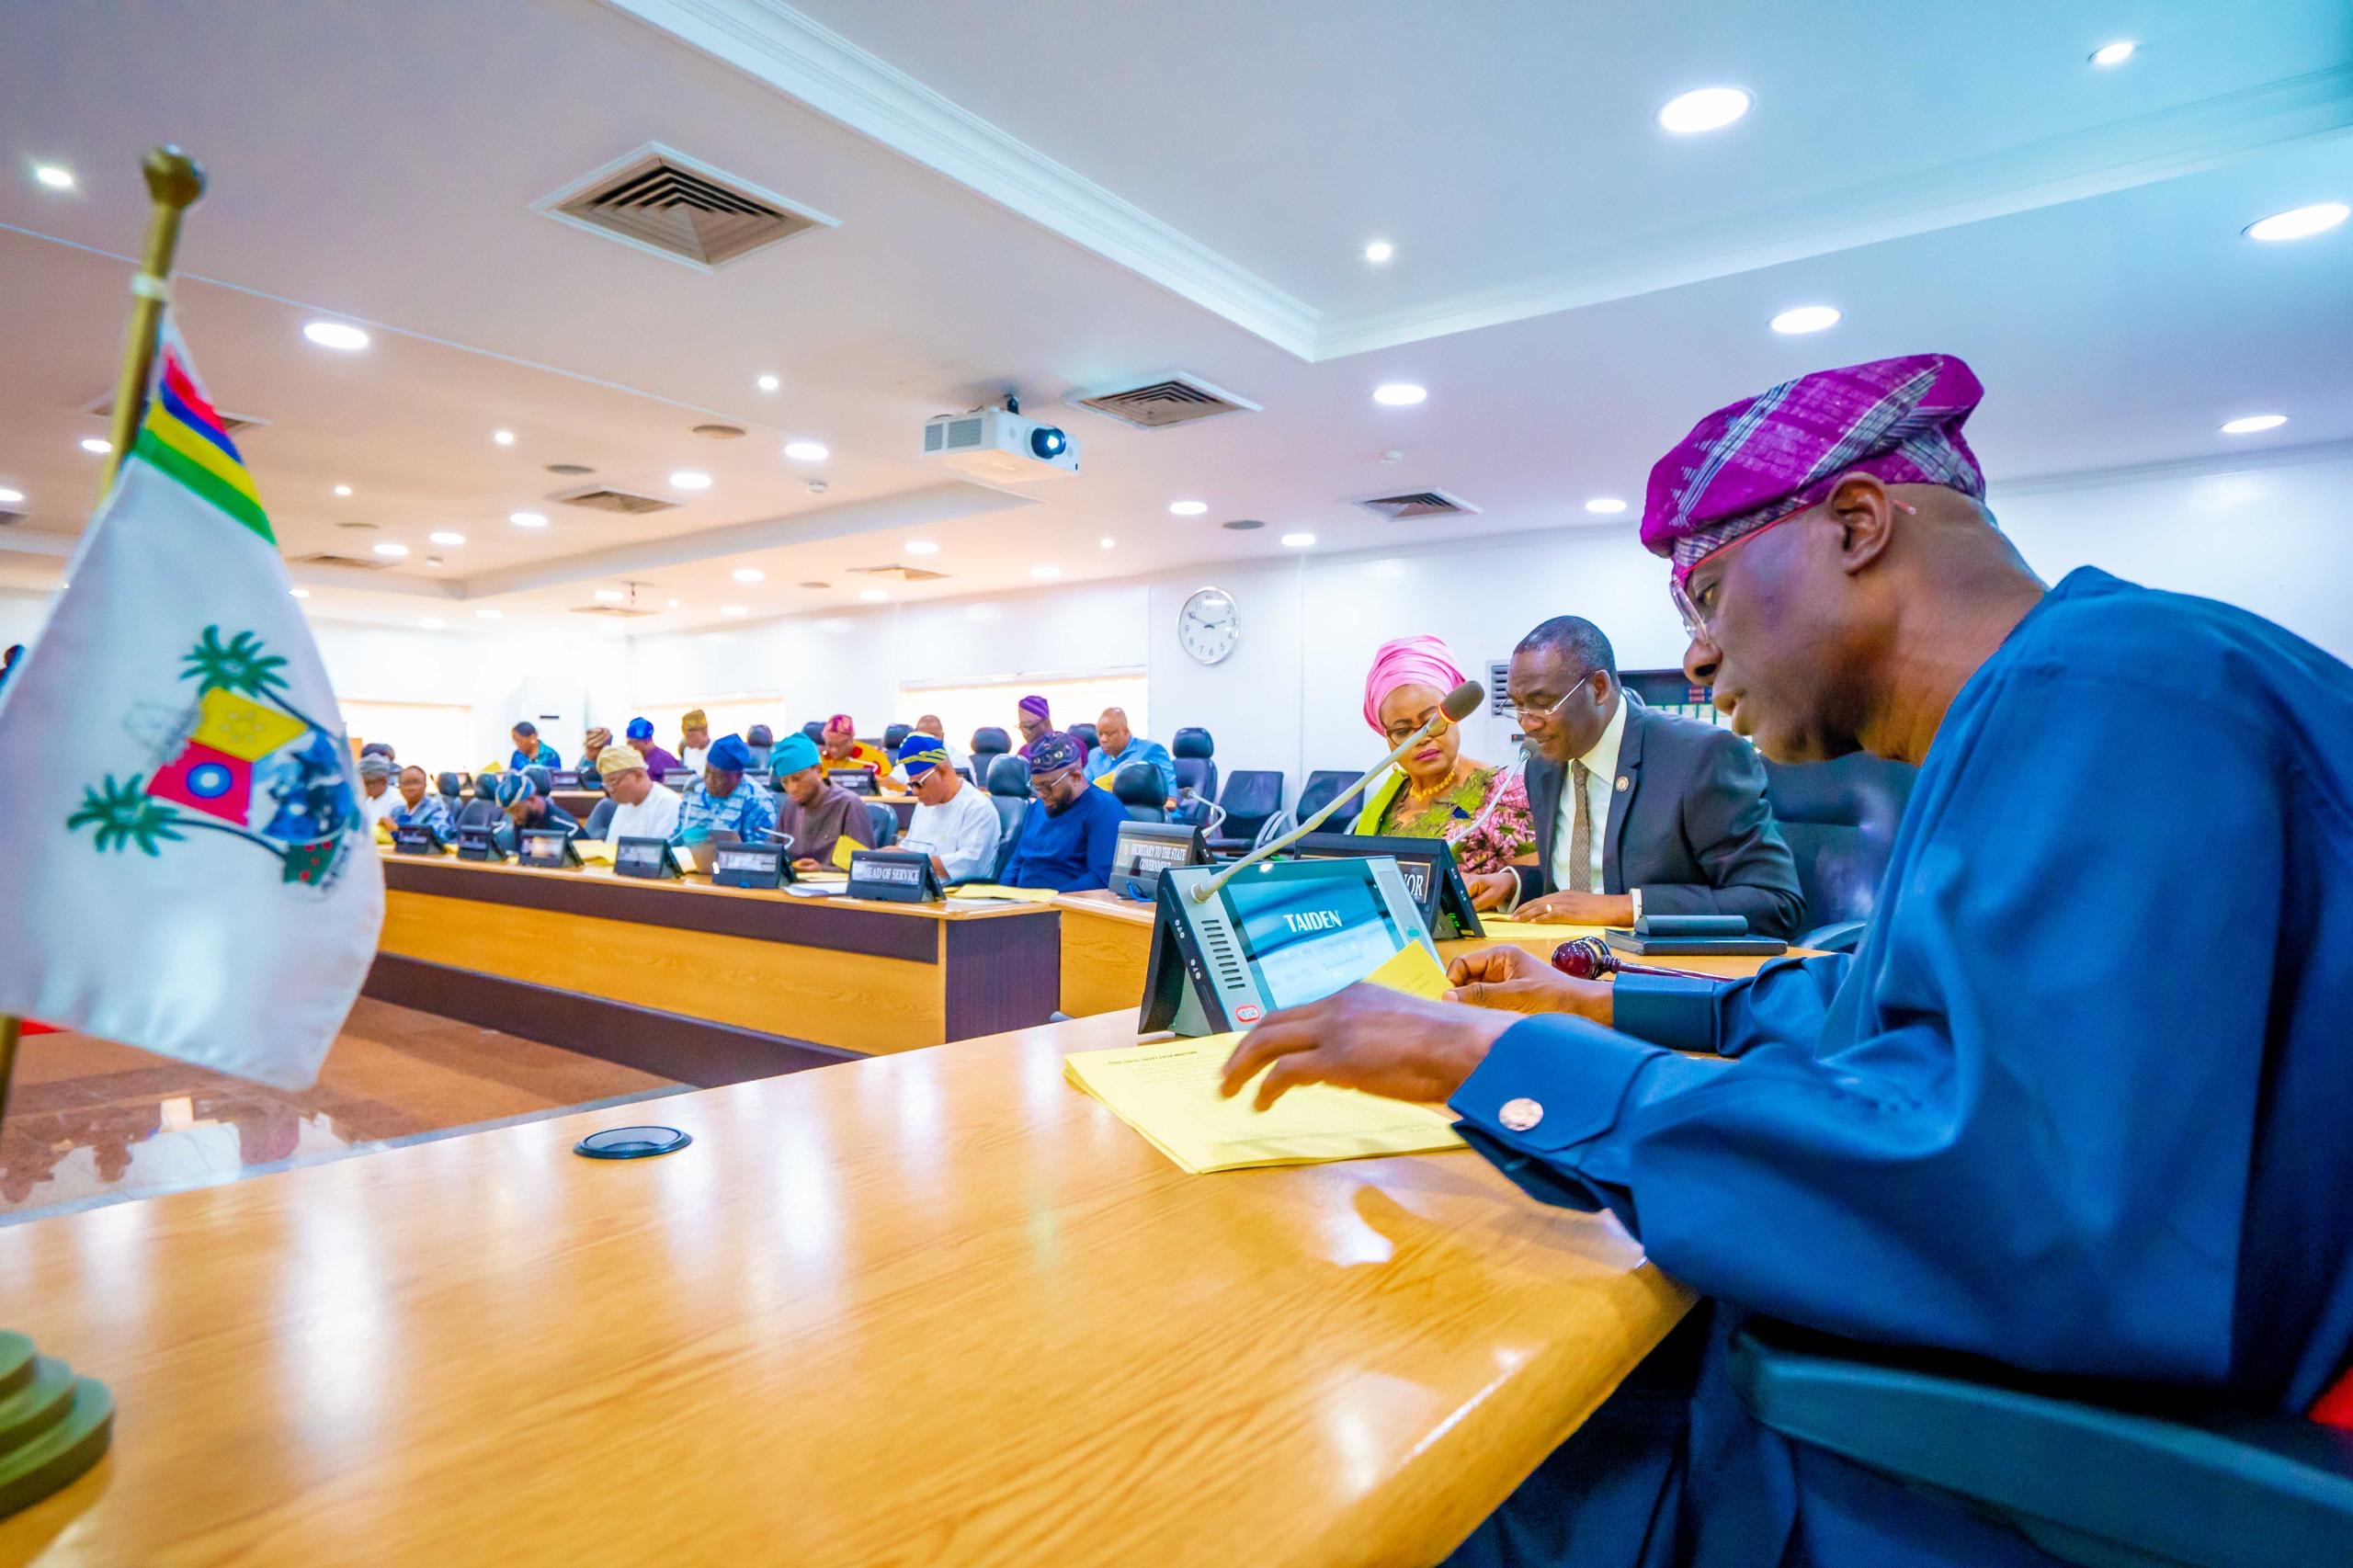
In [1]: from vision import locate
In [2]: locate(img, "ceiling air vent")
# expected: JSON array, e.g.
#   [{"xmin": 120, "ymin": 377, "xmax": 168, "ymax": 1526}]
[
  {"xmin": 848, "ymin": 563, "xmax": 949, "ymax": 582},
  {"xmin": 289, "ymin": 551, "xmax": 393, "ymax": 571},
  {"xmin": 535, "ymin": 143, "xmax": 838, "ymax": 273},
  {"xmin": 572, "ymin": 604, "xmax": 658, "ymax": 619},
  {"xmin": 85, "ymin": 392, "xmax": 267, "ymax": 434},
  {"xmin": 1071, "ymin": 372, "xmax": 1259, "ymax": 430},
  {"xmin": 0, "ymin": 505, "xmax": 28, "ymax": 528},
  {"xmin": 551, "ymin": 483, "xmax": 679, "ymax": 517},
  {"xmin": 1354, "ymin": 489, "xmax": 1482, "ymax": 520}
]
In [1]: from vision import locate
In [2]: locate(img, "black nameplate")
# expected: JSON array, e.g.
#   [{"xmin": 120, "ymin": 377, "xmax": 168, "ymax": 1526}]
[
  {"xmin": 614, "ymin": 835, "xmax": 682, "ymax": 881},
  {"xmin": 828, "ymin": 768, "xmax": 880, "ymax": 797},
  {"xmin": 711, "ymin": 842, "xmax": 790, "ymax": 890},
  {"xmin": 519, "ymin": 828, "xmax": 584, "ymax": 869},
  {"xmin": 847, "ymin": 848, "xmax": 940, "ymax": 903},
  {"xmin": 455, "ymin": 824, "xmax": 505, "ymax": 862},
  {"xmin": 392, "ymin": 824, "xmax": 444, "ymax": 856},
  {"xmin": 548, "ymin": 769, "xmax": 582, "ymax": 789}
]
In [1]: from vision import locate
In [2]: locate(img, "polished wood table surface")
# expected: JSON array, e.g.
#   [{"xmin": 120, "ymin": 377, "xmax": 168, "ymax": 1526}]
[
  {"xmin": 372, "ymin": 854, "xmax": 1059, "ymax": 1079},
  {"xmin": 0, "ymin": 1011, "xmax": 1688, "ymax": 1568}
]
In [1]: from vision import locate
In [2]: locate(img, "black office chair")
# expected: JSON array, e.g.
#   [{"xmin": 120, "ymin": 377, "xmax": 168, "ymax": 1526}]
[
  {"xmin": 864, "ymin": 801, "xmax": 898, "ymax": 848},
  {"xmin": 1730, "ymin": 1318, "xmax": 2353, "ymax": 1568},
  {"xmin": 1111, "ymin": 763, "xmax": 1166, "ymax": 823},
  {"xmin": 454, "ymin": 790, "xmax": 505, "ymax": 832},
  {"xmin": 1295, "ymin": 769, "xmax": 1361, "ymax": 833},
  {"xmin": 882, "ymin": 722, "xmax": 912, "ymax": 760},
  {"xmin": 582, "ymin": 798, "xmax": 616, "ymax": 840},
  {"xmin": 523, "ymin": 765, "xmax": 554, "ymax": 800},
  {"xmin": 1763, "ymin": 753, "xmax": 1917, "ymax": 951},
  {"xmin": 1170, "ymin": 728, "xmax": 1218, "ymax": 809},
  {"xmin": 1068, "ymin": 722, "xmax": 1100, "ymax": 752},
  {"xmin": 984, "ymin": 755, "xmax": 1032, "ymax": 880},
  {"xmin": 436, "ymin": 771, "xmax": 465, "ymax": 818},
  {"xmin": 801, "ymin": 721, "xmax": 826, "ymax": 744},
  {"xmin": 985, "ymin": 752, "xmax": 1032, "ymax": 801},
  {"xmin": 1208, "ymin": 769, "xmax": 1284, "ymax": 855},
  {"xmin": 972, "ymin": 726, "xmax": 1012, "ymax": 768}
]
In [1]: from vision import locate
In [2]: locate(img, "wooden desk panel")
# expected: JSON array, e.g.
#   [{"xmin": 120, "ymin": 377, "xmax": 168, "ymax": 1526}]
[{"xmin": 0, "ymin": 1012, "xmax": 1689, "ymax": 1567}]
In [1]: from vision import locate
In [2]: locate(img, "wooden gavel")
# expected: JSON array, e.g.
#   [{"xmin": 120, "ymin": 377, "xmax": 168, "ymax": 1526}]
[{"xmin": 1549, "ymin": 935, "xmax": 1718, "ymax": 983}]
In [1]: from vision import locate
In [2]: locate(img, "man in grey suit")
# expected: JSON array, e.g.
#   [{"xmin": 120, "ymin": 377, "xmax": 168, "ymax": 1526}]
[{"xmin": 1476, "ymin": 616, "xmax": 1803, "ymax": 939}]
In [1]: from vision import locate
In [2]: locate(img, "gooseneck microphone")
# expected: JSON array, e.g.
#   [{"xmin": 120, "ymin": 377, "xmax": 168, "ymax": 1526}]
[
  {"xmin": 1549, "ymin": 936, "xmax": 1717, "ymax": 983},
  {"xmin": 1192, "ymin": 678, "xmax": 1488, "ymax": 903}
]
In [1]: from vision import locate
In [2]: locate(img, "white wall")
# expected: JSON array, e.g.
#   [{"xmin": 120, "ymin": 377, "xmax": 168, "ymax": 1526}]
[{"xmin": 307, "ymin": 620, "xmax": 632, "ymax": 770}]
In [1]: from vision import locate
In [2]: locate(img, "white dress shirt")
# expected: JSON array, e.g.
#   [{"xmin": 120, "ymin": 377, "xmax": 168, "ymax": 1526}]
[
  {"xmin": 1545, "ymin": 696, "xmax": 1640, "ymax": 920},
  {"xmin": 679, "ymin": 744, "xmax": 710, "ymax": 776},
  {"xmin": 605, "ymin": 780, "xmax": 682, "ymax": 843},
  {"xmin": 904, "ymin": 778, "xmax": 1004, "ymax": 883},
  {"xmin": 361, "ymin": 787, "xmax": 403, "ymax": 829}
]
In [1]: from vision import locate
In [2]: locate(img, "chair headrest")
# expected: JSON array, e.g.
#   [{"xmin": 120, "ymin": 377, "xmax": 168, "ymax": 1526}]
[
  {"xmin": 437, "ymin": 771, "xmax": 462, "ymax": 796},
  {"xmin": 801, "ymin": 721, "xmax": 826, "ymax": 742},
  {"xmin": 986, "ymin": 753, "xmax": 1032, "ymax": 797},
  {"xmin": 523, "ymin": 766, "xmax": 554, "ymax": 797},
  {"xmin": 1110, "ymin": 763, "xmax": 1164, "ymax": 806},
  {"xmin": 883, "ymin": 723, "xmax": 912, "ymax": 749},
  {"xmin": 1172, "ymin": 727, "xmax": 1214, "ymax": 758},
  {"xmin": 972, "ymin": 726, "xmax": 1011, "ymax": 755},
  {"xmin": 1068, "ymin": 722, "xmax": 1099, "ymax": 748}
]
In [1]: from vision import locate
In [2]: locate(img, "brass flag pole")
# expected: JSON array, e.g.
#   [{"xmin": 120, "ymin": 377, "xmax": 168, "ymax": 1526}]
[{"xmin": 0, "ymin": 142, "xmax": 206, "ymax": 1522}]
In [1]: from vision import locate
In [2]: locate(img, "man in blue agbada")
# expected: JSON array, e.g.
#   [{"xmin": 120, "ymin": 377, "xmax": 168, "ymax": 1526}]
[{"xmin": 1220, "ymin": 354, "xmax": 2353, "ymax": 1567}]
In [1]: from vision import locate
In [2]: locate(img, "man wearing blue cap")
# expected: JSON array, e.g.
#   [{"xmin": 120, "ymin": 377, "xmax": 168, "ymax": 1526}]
[
  {"xmin": 673, "ymin": 733, "xmax": 776, "ymax": 846},
  {"xmin": 624, "ymin": 717, "xmax": 683, "ymax": 780},
  {"xmin": 769, "ymin": 732, "xmax": 876, "ymax": 870},
  {"xmin": 899, "ymin": 736, "xmax": 1002, "ymax": 884},
  {"xmin": 1003, "ymin": 732, "xmax": 1126, "ymax": 892},
  {"xmin": 491, "ymin": 768, "xmax": 578, "ymax": 852}
]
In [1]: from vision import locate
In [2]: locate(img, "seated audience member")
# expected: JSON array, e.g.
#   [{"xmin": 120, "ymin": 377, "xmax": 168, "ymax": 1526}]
[
  {"xmin": 508, "ymin": 721, "xmax": 560, "ymax": 770},
  {"xmin": 1218, "ymin": 353, "xmax": 2353, "ymax": 1568},
  {"xmin": 768, "ymin": 733, "xmax": 876, "ymax": 870},
  {"xmin": 818, "ymin": 713, "xmax": 892, "ymax": 774},
  {"xmin": 358, "ymin": 741, "xmax": 396, "ymax": 762},
  {"xmin": 674, "ymin": 733, "xmax": 776, "ymax": 846},
  {"xmin": 624, "ymin": 717, "xmax": 683, "ymax": 779},
  {"xmin": 1014, "ymin": 694, "xmax": 1087, "ymax": 761},
  {"xmin": 356, "ymin": 753, "xmax": 402, "ymax": 830},
  {"xmin": 1351, "ymin": 636, "xmax": 1532, "ymax": 903},
  {"xmin": 743, "ymin": 723, "xmax": 776, "ymax": 772},
  {"xmin": 389, "ymin": 765, "xmax": 452, "ymax": 837},
  {"xmin": 597, "ymin": 744, "xmax": 680, "ymax": 842},
  {"xmin": 491, "ymin": 769, "xmax": 577, "ymax": 851},
  {"xmin": 1003, "ymin": 733, "xmax": 1124, "ymax": 891},
  {"xmin": 897, "ymin": 736, "xmax": 1001, "ymax": 884},
  {"xmin": 911, "ymin": 712, "xmax": 969, "ymax": 776},
  {"xmin": 1082, "ymin": 707, "xmax": 1176, "ymax": 803},
  {"xmin": 678, "ymin": 709, "xmax": 711, "ymax": 775},
  {"xmin": 1496, "ymin": 614, "xmax": 1802, "ymax": 937},
  {"xmin": 577, "ymin": 726, "xmax": 612, "ymax": 773}
]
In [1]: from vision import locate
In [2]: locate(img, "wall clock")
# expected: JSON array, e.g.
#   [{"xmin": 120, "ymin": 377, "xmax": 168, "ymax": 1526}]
[{"xmin": 1178, "ymin": 586, "xmax": 1238, "ymax": 665}]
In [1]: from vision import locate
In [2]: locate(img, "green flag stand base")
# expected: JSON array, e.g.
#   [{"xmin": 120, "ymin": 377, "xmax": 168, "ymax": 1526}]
[{"xmin": 0, "ymin": 1332, "xmax": 113, "ymax": 1519}]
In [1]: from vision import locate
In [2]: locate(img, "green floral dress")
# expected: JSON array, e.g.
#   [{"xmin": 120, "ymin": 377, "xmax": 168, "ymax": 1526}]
[{"xmin": 1366, "ymin": 765, "xmax": 1535, "ymax": 874}]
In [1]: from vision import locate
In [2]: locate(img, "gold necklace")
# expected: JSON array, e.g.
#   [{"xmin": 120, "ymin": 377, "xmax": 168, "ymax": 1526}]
[{"xmin": 1404, "ymin": 759, "xmax": 1468, "ymax": 804}]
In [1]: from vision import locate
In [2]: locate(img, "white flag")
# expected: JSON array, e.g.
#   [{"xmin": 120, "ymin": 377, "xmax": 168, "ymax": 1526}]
[{"xmin": 0, "ymin": 327, "xmax": 382, "ymax": 1088}]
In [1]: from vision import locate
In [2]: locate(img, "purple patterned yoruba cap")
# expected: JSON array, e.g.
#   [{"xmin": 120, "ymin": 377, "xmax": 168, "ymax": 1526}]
[{"xmin": 1643, "ymin": 354, "xmax": 1987, "ymax": 583}]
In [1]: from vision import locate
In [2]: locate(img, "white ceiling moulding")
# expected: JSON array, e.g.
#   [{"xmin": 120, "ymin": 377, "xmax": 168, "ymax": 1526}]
[
  {"xmin": 454, "ymin": 481, "xmax": 1036, "ymax": 598},
  {"xmin": 596, "ymin": 0, "xmax": 1320, "ymax": 358}
]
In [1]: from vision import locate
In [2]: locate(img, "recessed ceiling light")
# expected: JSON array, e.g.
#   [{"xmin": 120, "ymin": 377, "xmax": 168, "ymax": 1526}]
[
  {"xmin": 333, "ymin": 484, "xmax": 352, "ymax": 497},
  {"xmin": 666, "ymin": 597, "xmax": 680, "ymax": 608},
  {"xmin": 1373, "ymin": 383, "xmax": 1427, "ymax": 406},
  {"xmin": 1169, "ymin": 500, "xmax": 1209, "ymax": 517},
  {"xmin": 858, "ymin": 588, "xmax": 888, "ymax": 603},
  {"xmin": 493, "ymin": 429, "xmax": 517, "ymax": 446},
  {"xmin": 475, "ymin": 608, "xmax": 502, "ymax": 620},
  {"xmin": 904, "ymin": 540, "xmax": 939, "ymax": 555},
  {"xmin": 0, "ymin": 487, "xmax": 22, "ymax": 505},
  {"xmin": 1099, "ymin": 537, "xmax": 1116, "ymax": 550},
  {"xmin": 1030, "ymin": 564, "xmax": 1062, "ymax": 580},
  {"xmin": 509, "ymin": 511, "xmax": 547, "ymax": 528},
  {"xmin": 782, "ymin": 440, "xmax": 828, "ymax": 463},
  {"xmin": 733, "ymin": 567, "xmax": 766, "ymax": 583},
  {"xmin": 301, "ymin": 321, "xmax": 369, "ymax": 351},
  {"xmin": 1769, "ymin": 304, "xmax": 1841, "ymax": 335},
  {"xmin": 34, "ymin": 165, "xmax": 74, "ymax": 190},
  {"xmin": 1280, "ymin": 532, "xmax": 1316, "ymax": 548},
  {"xmin": 2220, "ymin": 414, "xmax": 2288, "ymax": 435},
  {"xmin": 428, "ymin": 530, "xmax": 465, "ymax": 546},
  {"xmin": 669, "ymin": 471, "xmax": 712, "ymax": 490},
  {"xmin": 2245, "ymin": 202, "xmax": 2349, "ymax": 243},
  {"xmin": 1658, "ymin": 85, "xmax": 1752, "ymax": 134},
  {"xmin": 594, "ymin": 589, "xmax": 626, "ymax": 603},
  {"xmin": 419, "ymin": 618, "xmax": 444, "ymax": 631},
  {"xmin": 1364, "ymin": 240, "xmax": 1395, "ymax": 263},
  {"xmin": 289, "ymin": 587, "xmax": 311, "ymax": 599},
  {"xmin": 722, "ymin": 605, "xmax": 747, "ymax": 617},
  {"xmin": 756, "ymin": 373, "xmax": 780, "ymax": 392},
  {"xmin": 372, "ymin": 541, "xmax": 409, "ymax": 558},
  {"xmin": 1585, "ymin": 496, "xmax": 1629, "ymax": 515},
  {"xmin": 79, "ymin": 437, "xmax": 111, "ymax": 454},
  {"xmin": 2088, "ymin": 40, "xmax": 2136, "ymax": 66}
]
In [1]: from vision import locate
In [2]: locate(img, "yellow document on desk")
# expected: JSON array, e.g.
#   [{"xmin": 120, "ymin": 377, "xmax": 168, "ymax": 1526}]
[
  {"xmin": 949, "ymin": 882, "xmax": 1063, "ymax": 904},
  {"xmin": 1471, "ymin": 919, "xmax": 1603, "ymax": 944},
  {"xmin": 575, "ymin": 837, "xmax": 618, "ymax": 865},
  {"xmin": 832, "ymin": 835, "xmax": 858, "ymax": 870}
]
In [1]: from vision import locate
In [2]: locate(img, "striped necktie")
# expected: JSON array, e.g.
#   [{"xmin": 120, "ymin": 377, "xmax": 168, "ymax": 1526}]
[{"xmin": 1568, "ymin": 760, "xmax": 1592, "ymax": 893}]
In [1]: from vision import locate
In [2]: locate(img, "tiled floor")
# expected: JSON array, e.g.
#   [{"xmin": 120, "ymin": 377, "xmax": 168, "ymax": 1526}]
[{"xmin": 0, "ymin": 1000, "xmax": 684, "ymax": 1224}]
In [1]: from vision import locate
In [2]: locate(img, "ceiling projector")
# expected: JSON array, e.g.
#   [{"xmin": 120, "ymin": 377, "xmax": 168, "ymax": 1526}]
[{"xmin": 920, "ymin": 405, "xmax": 1079, "ymax": 483}]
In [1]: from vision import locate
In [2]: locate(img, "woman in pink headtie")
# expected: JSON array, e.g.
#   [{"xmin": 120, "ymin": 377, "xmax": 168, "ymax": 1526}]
[{"xmin": 1351, "ymin": 634, "xmax": 1533, "ymax": 909}]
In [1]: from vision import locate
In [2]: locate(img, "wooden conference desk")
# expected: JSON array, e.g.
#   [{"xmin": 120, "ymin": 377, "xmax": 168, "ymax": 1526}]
[
  {"xmin": 369, "ymin": 854, "xmax": 1056, "ymax": 1084},
  {"xmin": 0, "ymin": 1010, "xmax": 1690, "ymax": 1567}
]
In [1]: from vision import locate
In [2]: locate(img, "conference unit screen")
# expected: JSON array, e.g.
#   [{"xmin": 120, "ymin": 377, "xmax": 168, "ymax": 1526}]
[{"xmin": 1221, "ymin": 864, "xmax": 1406, "ymax": 1012}]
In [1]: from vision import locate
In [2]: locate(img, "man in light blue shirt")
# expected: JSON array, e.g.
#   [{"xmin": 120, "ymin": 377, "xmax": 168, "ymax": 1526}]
[
  {"xmin": 673, "ymin": 733, "xmax": 776, "ymax": 846},
  {"xmin": 1080, "ymin": 707, "xmax": 1175, "ymax": 804}
]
